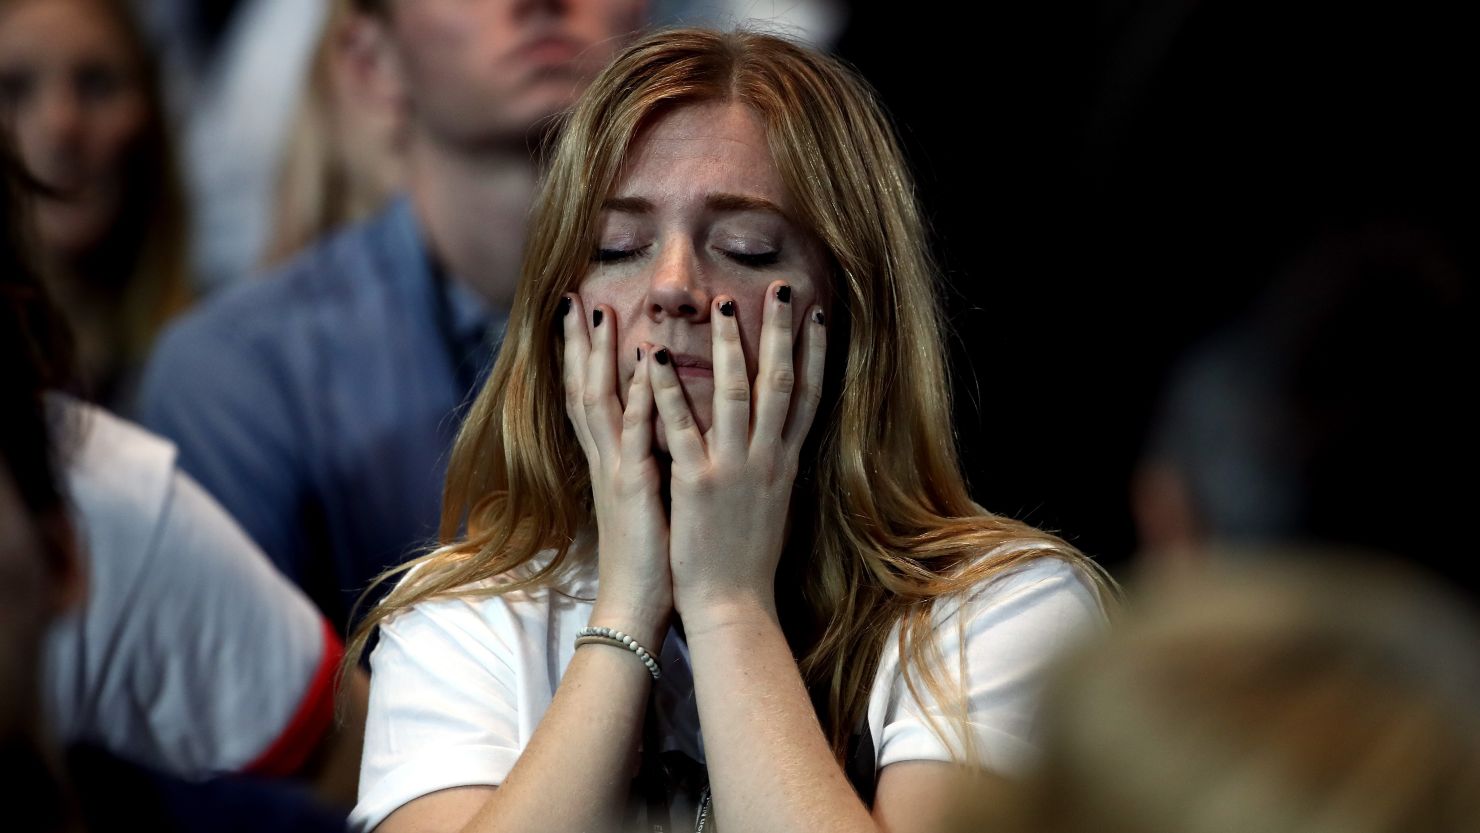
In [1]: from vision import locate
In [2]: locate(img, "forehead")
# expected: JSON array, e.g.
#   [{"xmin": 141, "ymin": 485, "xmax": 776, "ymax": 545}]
[
  {"xmin": 0, "ymin": 0, "xmax": 132, "ymax": 64},
  {"xmin": 613, "ymin": 100, "xmax": 789, "ymax": 210}
]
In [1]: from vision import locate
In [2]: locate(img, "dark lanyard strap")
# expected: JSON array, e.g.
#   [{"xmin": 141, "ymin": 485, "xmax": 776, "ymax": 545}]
[
  {"xmin": 427, "ymin": 259, "xmax": 482, "ymax": 401},
  {"xmin": 638, "ymin": 693, "xmax": 673, "ymax": 832}
]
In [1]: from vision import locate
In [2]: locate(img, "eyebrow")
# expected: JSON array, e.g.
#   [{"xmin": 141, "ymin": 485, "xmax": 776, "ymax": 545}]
[{"xmin": 600, "ymin": 193, "xmax": 790, "ymax": 218}]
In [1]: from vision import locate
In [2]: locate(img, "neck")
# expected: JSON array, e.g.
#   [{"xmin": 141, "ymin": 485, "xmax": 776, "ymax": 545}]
[
  {"xmin": 41, "ymin": 250, "xmax": 128, "ymax": 381},
  {"xmin": 406, "ymin": 130, "xmax": 537, "ymax": 310}
]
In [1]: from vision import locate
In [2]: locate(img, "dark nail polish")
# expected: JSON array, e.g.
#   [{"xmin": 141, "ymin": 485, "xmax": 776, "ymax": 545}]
[
  {"xmin": 719, "ymin": 300, "xmax": 735, "ymax": 317},
  {"xmin": 558, "ymin": 296, "xmax": 571, "ymax": 317},
  {"xmin": 812, "ymin": 309, "xmax": 825, "ymax": 325},
  {"xmin": 654, "ymin": 348, "xmax": 670, "ymax": 365},
  {"xmin": 776, "ymin": 285, "xmax": 792, "ymax": 304},
  {"xmin": 592, "ymin": 309, "xmax": 603, "ymax": 327}
]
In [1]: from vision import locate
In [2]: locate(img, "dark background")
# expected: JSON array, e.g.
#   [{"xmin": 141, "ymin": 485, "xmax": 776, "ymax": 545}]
[{"xmin": 833, "ymin": 0, "xmax": 1477, "ymax": 573}]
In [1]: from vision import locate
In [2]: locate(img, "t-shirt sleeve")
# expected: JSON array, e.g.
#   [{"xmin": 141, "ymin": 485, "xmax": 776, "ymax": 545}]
[
  {"xmin": 871, "ymin": 557, "xmax": 1105, "ymax": 776},
  {"xmin": 351, "ymin": 594, "xmax": 523, "ymax": 833},
  {"xmin": 138, "ymin": 310, "xmax": 310, "ymax": 584},
  {"xmin": 110, "ymin": 469, "xmax": 335, "ymax": 778}
]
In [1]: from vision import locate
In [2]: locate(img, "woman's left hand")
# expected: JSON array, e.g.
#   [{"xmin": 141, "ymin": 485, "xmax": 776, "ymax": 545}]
[{"xmin": 649, "ymin": 280, "xmax": 828, "ymax": 621}]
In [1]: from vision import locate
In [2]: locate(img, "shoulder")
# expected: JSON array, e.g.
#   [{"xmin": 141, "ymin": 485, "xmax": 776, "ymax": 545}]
[
  {"xmin": 953, "ymin": 556, "xmax": 1108, "ymax": 629},
  {"xmin": 140, "ymin": 202, "xmax": 417, "ymax": 428},
  {"xmin": 374, "ymin": 552, "xmax": 597, "ymax": 666},
  {"xmin": 56, "ymin": 397, "xmax": 178, "ymax": 550},
  {"xmin": 866, "ymin": 555, "xmax": 1109, "ymax": 773},
  {"xmin": 940, "ymin": 556, "xmax": 1110, "ymax": 672},
  {"xmin": 894, "ymin": 555, "xmax": 1108, "ymax": 672},
  {"xmin": 875, "ymin": 554, "xmax": 1109, "ymax": 677},
  {"xmin": 149, "ymin": 200, "xmax": 413, "ymax": 364}
]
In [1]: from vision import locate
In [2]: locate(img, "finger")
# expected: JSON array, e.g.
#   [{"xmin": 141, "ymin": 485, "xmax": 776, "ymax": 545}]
[
  {"xmin": 709, "ymin": 295, "xmax": 750, "ymax": 457},
  {"xmin": 751, "ymin": 280, "xmax": 797, "ymax": 447},
  {"xmin": 782, "ymin": 305, "xmax": 828, "ymax": 454},
  {"xmin": 560, "ymin": 293, "xmax": 597, "ymax": 458},
  {"xmin": 648, "ymin": 344, "xmax": 707, "ymax": 468},
  {"xmin": 581, "ymin": 304, "xmax": 621, "ymax": 458},
  {"xmin": 619, "ymin": 344, "xmax": 655, "ymax": 466}
]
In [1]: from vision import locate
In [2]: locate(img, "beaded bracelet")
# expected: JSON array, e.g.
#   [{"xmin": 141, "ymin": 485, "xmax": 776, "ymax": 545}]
[{"xmin": 574, "ymin": 626, "xmax": 661, "ymax": 680}]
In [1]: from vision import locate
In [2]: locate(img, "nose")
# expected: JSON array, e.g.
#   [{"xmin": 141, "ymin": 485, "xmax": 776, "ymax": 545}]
[
  {"xmin": 36, "ymin": 85, "xmax": 83, "ymax": 147},
  {"xmin": 23, "ymin": 86, "xmax": 84, "ymax": 177},
  {"xmin": 645, "ymin": 240, "xmax": 711, "ymax": 322}
]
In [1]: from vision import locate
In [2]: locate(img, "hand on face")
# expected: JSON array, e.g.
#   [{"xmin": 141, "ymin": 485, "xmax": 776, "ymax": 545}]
[
  {"xmin": 648, "ymin": 280, "xmax": 828, "ymax": 621},
  {"xmin": 561, "ymin": 292, "xmax": 672, "ymax": 650},
  {"xmin": 562, "ymin": 101, "xmax": 832, "ymax": 635},
  {"xmin": 561, "ymin": 281, "xmax": 828, "ymax": 633}
]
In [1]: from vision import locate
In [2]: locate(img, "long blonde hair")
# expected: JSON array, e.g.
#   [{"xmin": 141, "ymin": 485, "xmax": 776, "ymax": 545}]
[{"xmin": 346, "ymin": 27, "xmax": 1113, "ymax": 761}]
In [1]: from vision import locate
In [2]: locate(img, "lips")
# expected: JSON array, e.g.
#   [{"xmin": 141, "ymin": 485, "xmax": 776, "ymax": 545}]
[
  {"xmin": 513, "ymin": 35, "xmax": 586, "ymax": 66},
  {"xmin": 671, "ymin": 353, "xmax": 713, "ymax": 378}
]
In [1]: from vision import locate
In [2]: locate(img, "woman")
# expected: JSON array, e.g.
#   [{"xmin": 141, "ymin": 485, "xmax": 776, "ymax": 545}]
[
  {"xmin": 347, "ymin": 28, "xmax": 1113, "ymax": 833},
  {"xmin": 0, "ymin": 0, "xmax": 189, "ymax": 412}
]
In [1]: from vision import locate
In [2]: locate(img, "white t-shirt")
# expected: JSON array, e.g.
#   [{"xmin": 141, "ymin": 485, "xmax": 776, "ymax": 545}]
[
  {"xmin": 42, "ymin": 399, "xmax": 340, "ymax": 779},
  {"xmin": 352, "ymin": 553, "xmax": 1104, "ymax": 831}
]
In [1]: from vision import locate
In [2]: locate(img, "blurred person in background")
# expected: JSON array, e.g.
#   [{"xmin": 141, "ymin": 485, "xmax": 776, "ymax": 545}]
[
  {"xmin": 263, "ymin": 0, "xmax": 406, "ymax": 268},
  {"xmin": 160, "ymin": 0, "xmax": 334, "ymax": 289},
  {"xmin": 0, "ymin": 0, "xmax": 190, "ymax": 414},
  {"xmin": 1132, "ymin": 224, "xmax": 1476, "ymax": 595},
  {"xmin": 140, "ymin": 0, "xmax": 649, "ymax": 637},
  {"xmin": 135, "ymin": 0, "xmax": 329, "ymax": 292},
  {"xmin": 149, "ymin": 1, "xmax": 839, "ymax": 292},
  {"xmin": 2, "ymin": 145, "xmax": 367, "ymax": 821},
  {"xmin": 955, "ymin": 553, "xmax": 1480, "ymax": 833}
]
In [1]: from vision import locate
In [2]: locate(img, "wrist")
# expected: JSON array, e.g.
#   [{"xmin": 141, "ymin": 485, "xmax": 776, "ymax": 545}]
[
  {"xmin": 588, "ymin": 602, "xmax": 669, "ymax": 651},
  {"xmin": 674, "ymin": 592, "xmax": 779, "ymax": 639}
]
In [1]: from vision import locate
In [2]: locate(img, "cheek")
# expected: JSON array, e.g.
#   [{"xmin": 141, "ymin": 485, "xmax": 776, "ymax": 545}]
[
  {"xmin": 87, "ymin": 100, "xmax": 147, "ymax": 171},
  {"xmin": 396, "ymin": 10, "xmax": 480, "ymax": 86},
  {"xmin": 727, "ymin": 286, "xmax": 823, "ymax": 377},
  {"xmin": 576, "ymin": 279, "xmax": 647, "ymax": 399},
  {"xmin": 576, "ymin": 276, "xmax": 650, "ymax": 332}
]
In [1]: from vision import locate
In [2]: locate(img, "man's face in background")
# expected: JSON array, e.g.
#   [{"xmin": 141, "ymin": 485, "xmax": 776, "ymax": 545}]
[{"xmin": 380, "ymin": 0, "xmax": 646, "ymax": 151}]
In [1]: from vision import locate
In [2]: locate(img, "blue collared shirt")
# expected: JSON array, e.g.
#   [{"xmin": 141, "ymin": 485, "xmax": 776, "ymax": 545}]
[{"xmin": 139, "ymin": 198, "xmax": 505, "ymax": 633}]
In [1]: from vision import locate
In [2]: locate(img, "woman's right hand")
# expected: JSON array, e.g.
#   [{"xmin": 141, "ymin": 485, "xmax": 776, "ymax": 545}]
[{"xmin": 561, "ymin": 295, "xmax": 671, "ymax": 650}]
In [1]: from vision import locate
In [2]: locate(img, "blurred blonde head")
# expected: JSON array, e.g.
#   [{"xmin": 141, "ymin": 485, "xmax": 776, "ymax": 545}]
[
  {"xmin": 264, "ymin": 0, "xmax": 404, "ymax": 266},
  {"xmin": 346, "ymin": 27, "xmax": 1112, "ymax": 760},
  {"xmin": 968, "ymin": 552, "xmax": 1480, "ymax": 833}
]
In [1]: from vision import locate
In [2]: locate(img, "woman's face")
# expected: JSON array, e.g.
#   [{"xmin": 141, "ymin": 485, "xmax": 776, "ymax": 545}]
[
  {"xmin": 578, "ymin": 100, "xmax": 831, "ymax": 449},
  {"xmin": 0, "ymin": 0, "xmax": 148, "ymax": 257}
]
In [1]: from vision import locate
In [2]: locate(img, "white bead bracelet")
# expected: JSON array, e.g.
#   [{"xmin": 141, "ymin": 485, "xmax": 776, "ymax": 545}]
[{"xmin": 574, "ymin": 625, "xmax": 661, "ymax": 680}]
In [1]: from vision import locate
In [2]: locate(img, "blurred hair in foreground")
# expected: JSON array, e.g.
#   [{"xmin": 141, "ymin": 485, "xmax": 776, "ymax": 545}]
[{"xmin": 955, "ymin": 550, "xmax": 1480, "ymax": 833}]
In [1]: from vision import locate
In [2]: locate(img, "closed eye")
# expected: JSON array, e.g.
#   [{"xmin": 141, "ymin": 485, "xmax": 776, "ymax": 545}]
[
  {"xmin": 592, "ymin": 245, "xmax": 649, "ymax": 264},
  {"xmin": 723, "ymin": 250, "xmax": 780, "ymax": 268}
]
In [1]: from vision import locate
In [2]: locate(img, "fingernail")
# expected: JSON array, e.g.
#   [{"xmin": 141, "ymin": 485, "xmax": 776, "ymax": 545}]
[
  {"xmin": 636, "ymin": 347, "xmax": 643, "ymax": 361},
  {"xmin": 654, "ymin": 348, "xmax": 670, "ymax": 365},
  {"xmin": 776, "ymin": 285, "xmax": 792, "ymax": 304},
  {"xmin": 558, "ymin": 296, "xmax": 571, "ymax": 317},
  {"xmin": 719, "ymin": 299, "xmax": 735, "ymax": 317},
  {"xmin": 812, "ymin": 308, "xmax": 825, "ymax": 325},
  {"xmin": 592, "ymin": 309, "xmax": 603, "ymax": 327}
]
